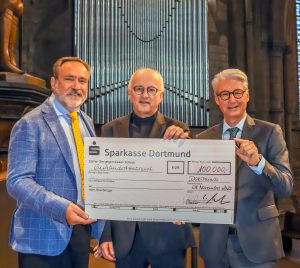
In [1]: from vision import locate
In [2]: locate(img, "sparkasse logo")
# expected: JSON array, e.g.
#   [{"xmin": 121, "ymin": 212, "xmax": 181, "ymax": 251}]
[{"xmin": 89, "ymin": 141, "xmax": 100, "ymax": 155}]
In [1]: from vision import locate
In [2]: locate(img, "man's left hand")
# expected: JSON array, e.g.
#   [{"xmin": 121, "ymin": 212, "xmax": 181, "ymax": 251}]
[
  {"xmin": 163, "ymin": 125, "xmax": 189, "ymax": 139},
  {"xmin": 234, "ymin": 138, "xmax": 261, "ymax": 166}
]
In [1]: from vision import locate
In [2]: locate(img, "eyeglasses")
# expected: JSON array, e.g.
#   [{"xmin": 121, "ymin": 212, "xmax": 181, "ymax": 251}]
[
  {"xmin": 217, "ymin": 89, "xmax": 247, "ymax": 101},
  {"xmin": 132, "ymin": 86, "xmax": 161, "ymax": 96}
]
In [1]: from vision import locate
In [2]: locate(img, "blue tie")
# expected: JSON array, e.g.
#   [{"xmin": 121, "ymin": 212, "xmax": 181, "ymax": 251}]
[{"xmin": 228, "ymin": 127, "xmax": 239, "ymax": 140}]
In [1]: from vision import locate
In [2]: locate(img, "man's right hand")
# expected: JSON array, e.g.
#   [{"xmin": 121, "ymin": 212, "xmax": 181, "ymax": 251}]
[
  {"xmin": 99, "ymin": 241, "xmax": 116, "ymax": 261},
  {"xmin": 163, "ymin": 125, "xmax": 189, "ymax": 139},
  {"xmin": 65, "ymin": 203, "xmax": 97, "ymax": 225}
]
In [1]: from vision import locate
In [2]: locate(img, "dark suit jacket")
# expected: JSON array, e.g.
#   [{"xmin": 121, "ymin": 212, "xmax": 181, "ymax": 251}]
[
  {"xmin": 196, "ymin": 115, "xmax": 294, "ymax": 265},
  {"xmin": 100, "ymin": 112, "xmax": 195, "ymax": 259}
]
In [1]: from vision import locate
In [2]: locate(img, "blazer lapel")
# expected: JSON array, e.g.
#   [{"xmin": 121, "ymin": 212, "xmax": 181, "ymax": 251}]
[
  {"xmin": 115, "ymin": 115, "xmax": 131, "ymax": 137},
  {"xmin": 81, "ymin": 112, "xmax": 96, "ymax": 137},
  {"xmin": 210, "ymin": 124, "xmax": 223, "ymax": 139},
  {"xmin": 237, "ymin": 115, "xmax": 256, "ymax": 170},
  {"xmin": 149, "ymin": 112, "xmax": 166, "ymax": 138},
  {"xmin": 241, "ymin": 115, "xmax": 256, "ymax": 141},
  {"xmin": 42, "ymin": 99, "xmax": 75, "ymax": 177}
]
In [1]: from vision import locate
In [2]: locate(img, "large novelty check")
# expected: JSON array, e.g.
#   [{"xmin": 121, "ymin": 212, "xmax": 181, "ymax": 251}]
[{"xmin": 84, "ymin": 138, "xmax": 236, "ymax": 224}]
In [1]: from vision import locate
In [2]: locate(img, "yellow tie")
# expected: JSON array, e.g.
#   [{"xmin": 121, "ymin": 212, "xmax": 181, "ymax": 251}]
[{"xmin": 68, "ymin": 112, "xmax": 85, "ymax": 200}]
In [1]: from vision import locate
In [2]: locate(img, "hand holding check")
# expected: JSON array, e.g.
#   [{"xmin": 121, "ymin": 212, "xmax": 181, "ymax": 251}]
[{"xmin": 234, "ymin": 138, "xmax": 261, "ymax": 167}]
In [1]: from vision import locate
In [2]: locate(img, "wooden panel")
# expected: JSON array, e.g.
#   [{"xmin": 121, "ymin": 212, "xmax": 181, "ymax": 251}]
[{"xmin": 0, "ymin": 180, "xmax": 18, "ymax": 268}]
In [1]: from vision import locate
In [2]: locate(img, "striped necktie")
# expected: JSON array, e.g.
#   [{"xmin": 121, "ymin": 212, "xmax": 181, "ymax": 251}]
[
  {"xmin": 68, "ymin": 111, "xmax": 85, "ymax": 200},
  {"xmin": 228, "ymin": 127, "xmax": 239, "ymax": 140}
]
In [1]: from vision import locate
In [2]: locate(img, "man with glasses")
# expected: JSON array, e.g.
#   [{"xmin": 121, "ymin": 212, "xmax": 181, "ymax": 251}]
[
  {"xmin": 196, "ymin": 68, "xmax": 294, "ymax": 268},
  {"xmin": 95, "ymin": 68, "xmax": 195, "ymax": 268}
]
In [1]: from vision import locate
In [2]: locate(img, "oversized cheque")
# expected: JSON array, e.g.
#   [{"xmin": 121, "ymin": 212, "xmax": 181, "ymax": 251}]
[{"xmin": 84, "ymin": 138, "xmax": 236, "ymax": 224}]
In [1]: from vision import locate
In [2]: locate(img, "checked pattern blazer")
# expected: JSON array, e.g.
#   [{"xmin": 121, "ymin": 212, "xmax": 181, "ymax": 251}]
[{"xmin": 7, "ymin": 98, "xmax": 105, "ymax": 256}]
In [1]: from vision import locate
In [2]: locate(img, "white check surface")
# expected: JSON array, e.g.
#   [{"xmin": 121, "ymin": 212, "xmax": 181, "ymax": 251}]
[{"xmin": 84, "ymin": 138, "xmax": 236, "ymax": 224}]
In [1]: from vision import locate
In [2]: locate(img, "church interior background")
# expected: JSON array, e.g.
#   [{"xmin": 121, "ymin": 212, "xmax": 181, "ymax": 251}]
[{"xmin": 0, "ymin": 1, "xmax": 300, "ymax": 267}]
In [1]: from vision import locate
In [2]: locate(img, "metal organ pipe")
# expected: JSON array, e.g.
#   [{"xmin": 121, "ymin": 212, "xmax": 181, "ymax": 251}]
[{"xmin": 74, "ymin": 0, "xmax": 208, "ymax": 127}]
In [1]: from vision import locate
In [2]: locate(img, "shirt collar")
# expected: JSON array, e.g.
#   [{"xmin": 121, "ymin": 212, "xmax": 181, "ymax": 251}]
[{"xmin": 222, "ymin": 114, "xmax": 247, "ymax": 135}]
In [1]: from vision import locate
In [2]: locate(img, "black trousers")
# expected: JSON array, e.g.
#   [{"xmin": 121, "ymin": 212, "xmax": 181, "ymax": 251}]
[
  {"xmin": 116, "ymin": 228, "xmax": 186, "ymax": 268},
  {"xmin": 18, "ymin": 224, "xmax": 91, "ymax": 268}
]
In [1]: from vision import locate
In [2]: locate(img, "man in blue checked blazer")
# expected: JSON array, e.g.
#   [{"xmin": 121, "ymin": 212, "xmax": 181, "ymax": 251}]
[{"xmin": 7, "ymin": 57, "xmax": 105, "ymax": 268}]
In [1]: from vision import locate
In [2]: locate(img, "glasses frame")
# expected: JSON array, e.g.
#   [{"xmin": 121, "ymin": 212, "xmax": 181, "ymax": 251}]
[
  {"xmin": 216, "ymin": 89, "xmax": 247, "ymax": 101},
  {"xmin": 131, "ymin": 86, "xmax": 161, "ymax": 96}
]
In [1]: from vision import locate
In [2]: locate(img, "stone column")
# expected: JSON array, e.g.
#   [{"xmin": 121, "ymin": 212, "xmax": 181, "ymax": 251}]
[
  {"xmin": 207, "ymin": 0, "xmax": 229, "ymax": 126},
  {"xmin": 245, "ymin": 0, "xmax": 255, "ymax": 115},
  {"xmin": 251, "ymin": 0, "xmax": 271, "ymax": 121},
  {"xmin": 269, "ymin": 41, "xmax": 286, "ymax": 129},
  {"xmin": 227, "ymin": 0, "xmax": 246, "ymax": 70}
]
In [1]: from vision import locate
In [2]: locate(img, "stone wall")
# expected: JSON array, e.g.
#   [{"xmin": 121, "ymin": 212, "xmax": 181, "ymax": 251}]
[{"xmin": 21, "ymin": 0, "xmax": 73, "ymax": 86}]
